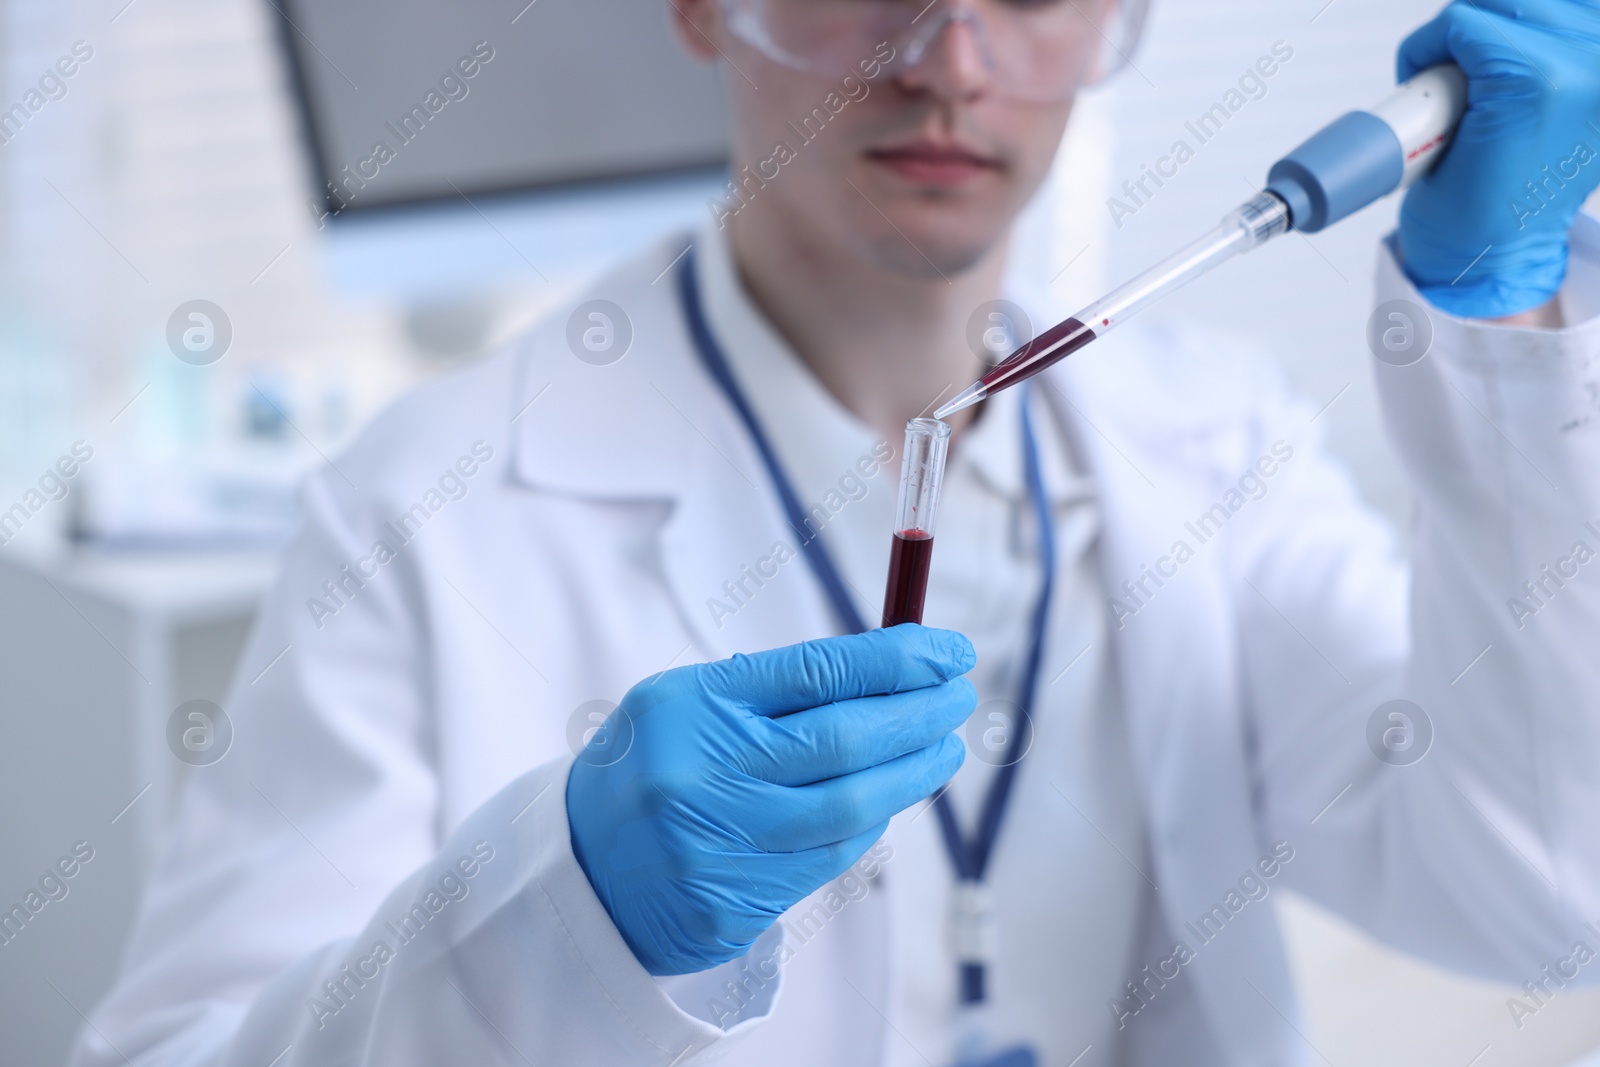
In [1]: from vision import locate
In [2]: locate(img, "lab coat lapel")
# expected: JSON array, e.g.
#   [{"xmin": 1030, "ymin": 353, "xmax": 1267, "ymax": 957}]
[
  {"xmin": 1035, "ymin": 347, "xmax": 1232, "ymax": 803},
  {"xmin": 504, "ymin": 261, "xmax": 839, "ymax": 664},
  {"xmin": 653, "ymin": 391, "xmax": 845, "ymax": 660},
  {"xmin": 1039, "ymin": 339, "xmax": 1302, "ymax": 1066}
]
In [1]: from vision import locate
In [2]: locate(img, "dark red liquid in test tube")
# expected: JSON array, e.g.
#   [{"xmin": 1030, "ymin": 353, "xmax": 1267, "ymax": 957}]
[{"xmin": 882, "ymin": 529, "xmax": 935, "ymax": 627}]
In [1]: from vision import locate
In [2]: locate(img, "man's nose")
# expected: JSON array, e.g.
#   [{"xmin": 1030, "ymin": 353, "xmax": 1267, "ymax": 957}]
[{"xmin": 893, "ymin": 9, "xmax": 995, "ymax": 101}]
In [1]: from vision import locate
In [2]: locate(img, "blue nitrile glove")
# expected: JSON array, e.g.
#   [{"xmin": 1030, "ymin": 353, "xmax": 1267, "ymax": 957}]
[
  {"xmin": 566, "ymin": 625, "xmax": 976, "ymax": 976},
  {"xmin": 1397, "ymin": 0, "xmax": 1600, "ymax": 318}
]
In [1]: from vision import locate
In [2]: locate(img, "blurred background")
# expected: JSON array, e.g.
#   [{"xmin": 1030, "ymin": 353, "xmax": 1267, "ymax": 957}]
[{"xmin": 2, "ymin": 0, "xmax": 1599, "ymax": 1064}]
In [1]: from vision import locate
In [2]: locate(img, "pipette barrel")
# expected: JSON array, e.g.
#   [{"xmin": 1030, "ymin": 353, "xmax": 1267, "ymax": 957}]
[{"xmin": 935, "ymin": 193, "xmax": 1282, "ymax": 419}]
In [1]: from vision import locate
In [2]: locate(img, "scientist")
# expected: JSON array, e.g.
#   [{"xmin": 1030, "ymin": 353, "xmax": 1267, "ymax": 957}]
[{"xmin": 75, "ymin": 1, "xmax": 1600, "ymax": 1065}]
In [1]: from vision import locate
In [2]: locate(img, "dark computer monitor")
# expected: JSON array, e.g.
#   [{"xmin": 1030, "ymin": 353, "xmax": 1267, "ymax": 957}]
[
  {"xmin": 276, "ymin": 0, "xmax": 729, "ymax": 213},
  {"xmin": 271, "ymin": 0, "xmax": 731, "ymax": 297}
]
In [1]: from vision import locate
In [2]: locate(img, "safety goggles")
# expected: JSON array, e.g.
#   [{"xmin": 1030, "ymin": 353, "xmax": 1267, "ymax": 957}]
[{"xmin": 720, "ymin": 0, "xmax": 1151, "ymax": 103}]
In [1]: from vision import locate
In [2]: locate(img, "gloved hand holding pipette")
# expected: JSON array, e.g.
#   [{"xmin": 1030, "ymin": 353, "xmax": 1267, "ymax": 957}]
[
  {"xmin": 1396, "ymin": 0, "xmax": 1600, "ymax": 319},
  {"xmin": 567, "ymin": 625, "xmax": 975, "ymax": 975},
  {"xmin": 938, "ymin": 0, "xmax": 1600, "ymax": 420}
]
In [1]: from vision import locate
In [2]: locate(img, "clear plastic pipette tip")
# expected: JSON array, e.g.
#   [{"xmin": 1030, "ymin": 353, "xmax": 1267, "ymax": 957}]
[{"xmin": 934, "ymin": 381, "xmax": 987, "ymax": 420}]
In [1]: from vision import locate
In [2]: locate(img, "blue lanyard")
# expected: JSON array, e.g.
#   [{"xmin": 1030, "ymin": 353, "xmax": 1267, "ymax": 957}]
[{"xmin": 678, "ymin": 245, "xmax": 1056, "ymax": 1005}]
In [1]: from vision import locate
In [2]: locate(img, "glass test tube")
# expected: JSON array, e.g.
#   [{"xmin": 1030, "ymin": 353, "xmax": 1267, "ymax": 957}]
[{"xmin": 881, "ymin": 417, "xmax": 952, "ymax": 628}]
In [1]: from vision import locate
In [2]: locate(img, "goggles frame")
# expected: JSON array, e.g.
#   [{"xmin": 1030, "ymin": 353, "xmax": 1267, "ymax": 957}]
[{"xmin": 720, "ymin": 0, "xmax": 1151, "ymax": 99}]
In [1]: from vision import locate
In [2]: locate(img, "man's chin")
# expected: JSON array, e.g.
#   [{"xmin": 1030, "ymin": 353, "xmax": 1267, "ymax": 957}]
[{"xmin": 855, "ymin": 224, "xmax": 1003, "ymax": 280}]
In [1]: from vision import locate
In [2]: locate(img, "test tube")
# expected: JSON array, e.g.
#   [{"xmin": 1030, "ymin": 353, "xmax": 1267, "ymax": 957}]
[{"xmin": 881, "ymin": 417, "xmax": 952, "ymax": 628}]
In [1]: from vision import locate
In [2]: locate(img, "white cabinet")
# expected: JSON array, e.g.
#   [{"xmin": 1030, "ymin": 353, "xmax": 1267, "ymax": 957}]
[{"xmin": 0, "ymin": 546, "xmax": 275, "ymax": 1067}]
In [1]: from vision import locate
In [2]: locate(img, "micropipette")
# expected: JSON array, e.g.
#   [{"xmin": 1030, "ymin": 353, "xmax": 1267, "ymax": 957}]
[{"xmin": 935, "ymin": 63, "xmax": 1469, "ymax": 420}]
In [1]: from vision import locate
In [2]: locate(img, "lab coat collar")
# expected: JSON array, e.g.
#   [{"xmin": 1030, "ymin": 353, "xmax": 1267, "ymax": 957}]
[
  {"xmin": 694, "ymin": 217, "xmax": 1091, "ymax": 508},
  {"xmin": 505, "ymin": 231, "xmax": 707, "ymax": 502},
  {"xmin": 693, "ymin": 220, "xmax": 888, "ymax": 505},
  {"xmin": 505, "ymin": 231, "xmax": 843, "ymax": 659},
  {"xmin": 505, "ymin": 225, "xmax": 1101, "ymax": 512}
]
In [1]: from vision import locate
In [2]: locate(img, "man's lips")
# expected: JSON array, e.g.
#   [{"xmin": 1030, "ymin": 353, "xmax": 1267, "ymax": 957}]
[{"xmin": 864, "ymin": 142, "xmax": 1000, "ymax": 186}]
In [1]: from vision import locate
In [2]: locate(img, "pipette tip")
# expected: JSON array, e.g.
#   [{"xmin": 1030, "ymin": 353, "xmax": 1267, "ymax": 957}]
[{"xmin": 933, "ymin": 382, "xmax": 987, "ymax": 421}]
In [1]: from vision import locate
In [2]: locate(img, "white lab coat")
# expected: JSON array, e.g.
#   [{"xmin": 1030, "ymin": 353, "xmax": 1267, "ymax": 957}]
[{"xmin": 73, "ymin": 219, "xmax": 1600, "ymax": 1067}]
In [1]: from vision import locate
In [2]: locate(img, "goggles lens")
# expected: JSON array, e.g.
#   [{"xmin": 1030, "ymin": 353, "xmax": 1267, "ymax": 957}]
[{"xmin": 722, "ymin": 0, "xmax": 1149, "ymax": 102}]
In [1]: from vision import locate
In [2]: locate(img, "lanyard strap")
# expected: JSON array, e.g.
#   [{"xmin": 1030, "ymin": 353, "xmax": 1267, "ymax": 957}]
[
  {"xmin": 678, "ymin": 244, "xmax": 1056, "ymax": 1005},
  {"xmin": 680, "ymin": 246, "xmax": 866, "ymax": 634}
]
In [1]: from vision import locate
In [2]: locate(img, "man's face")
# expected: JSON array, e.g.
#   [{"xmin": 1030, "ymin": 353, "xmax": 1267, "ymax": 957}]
[{"xmin": 683, "ymin": 2, "xmax": 1104, "ymax": 279}]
